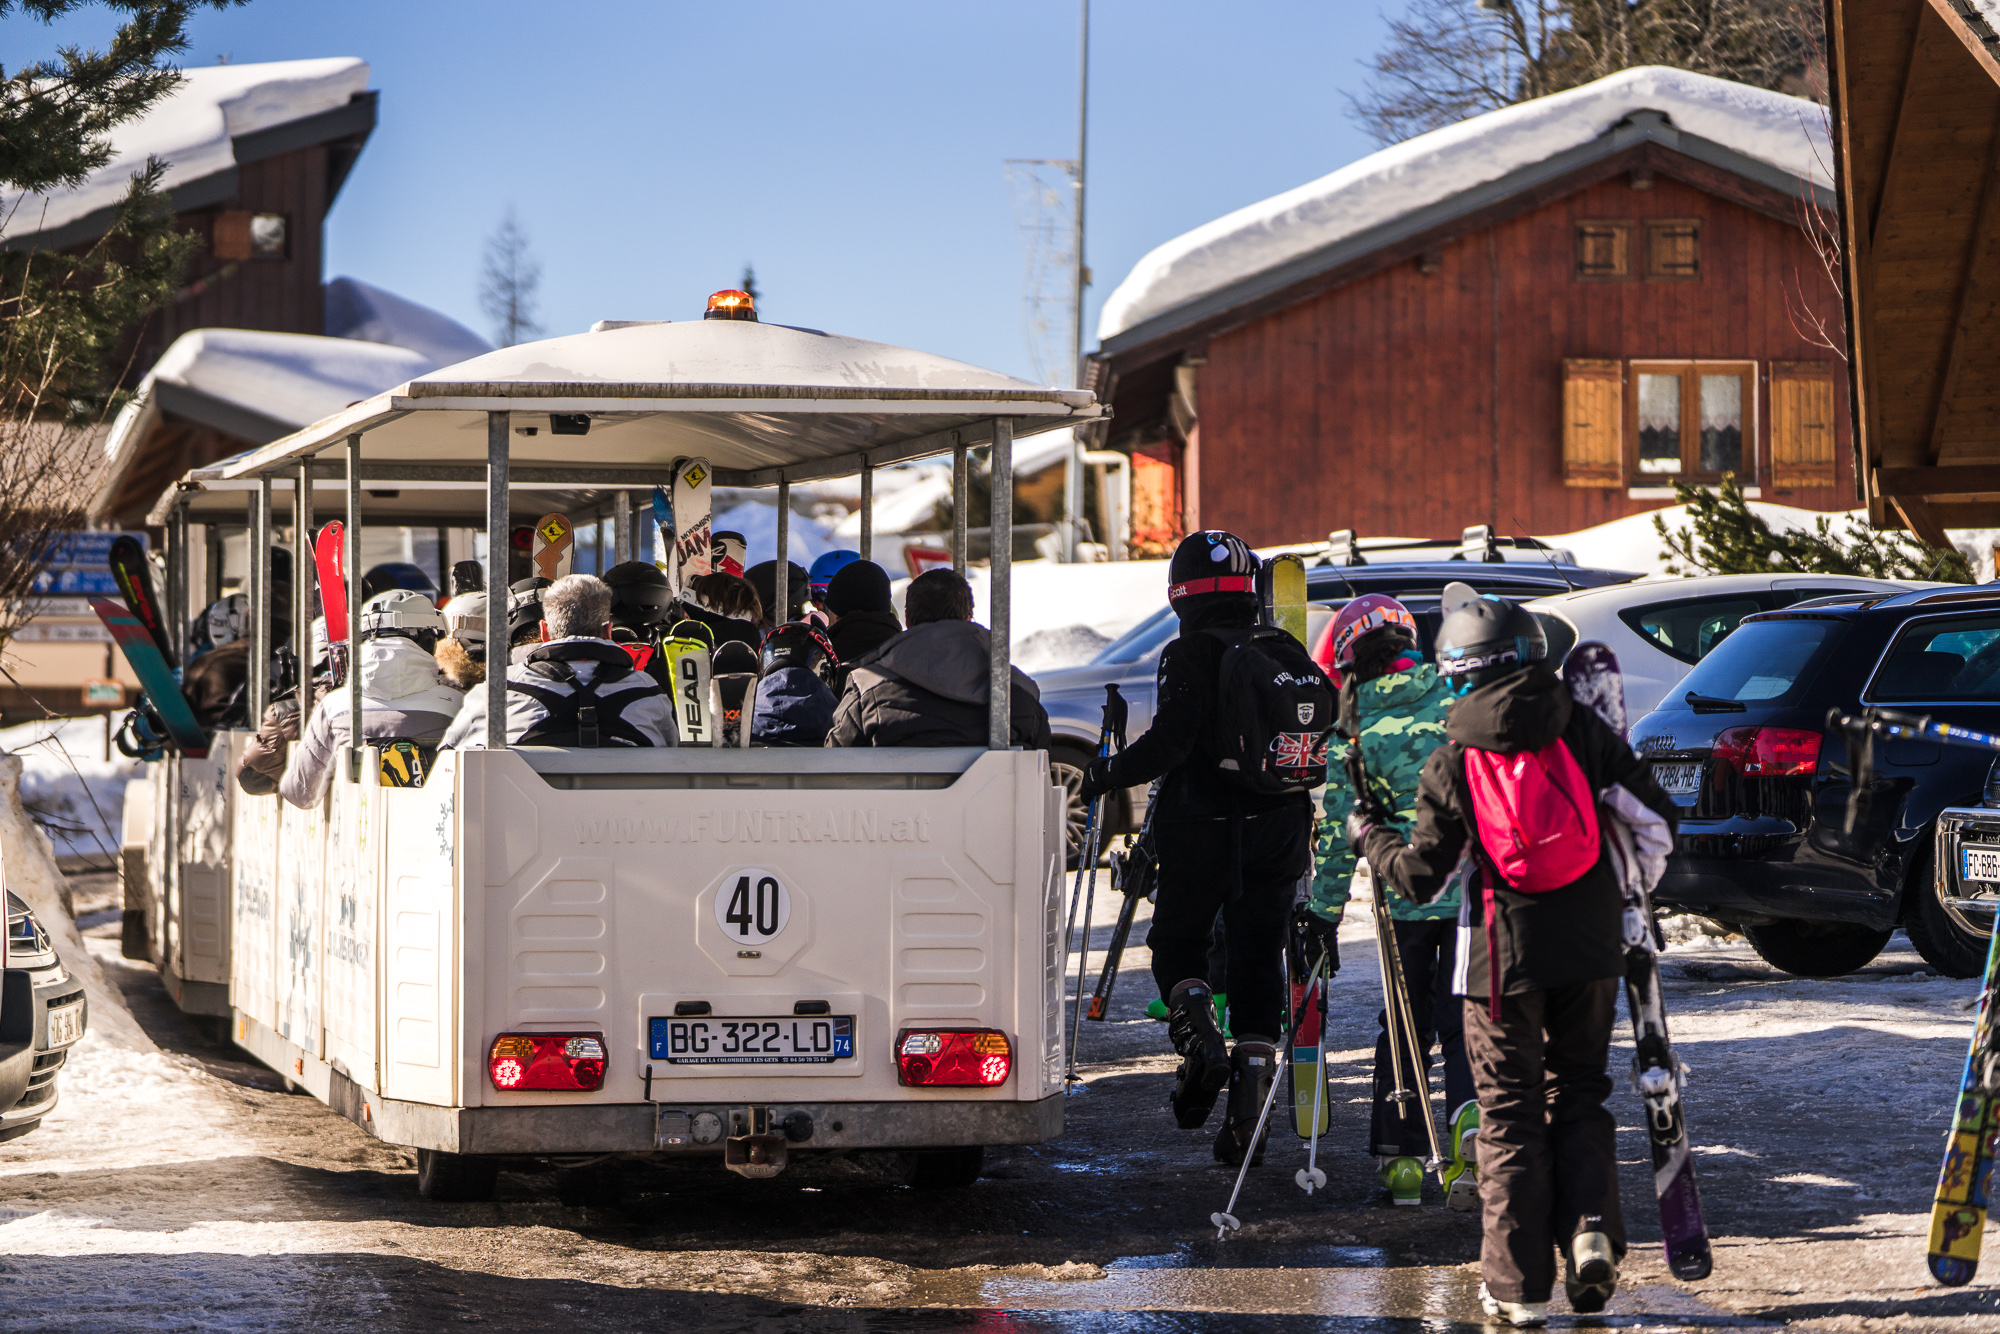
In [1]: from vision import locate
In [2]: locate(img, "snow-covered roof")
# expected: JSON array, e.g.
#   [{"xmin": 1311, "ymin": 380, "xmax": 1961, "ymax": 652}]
[
  {"xmin": 1098, "ymin": 67, "xmax": 1832, "ymax": 348},
  {"xmin": 7, "ymin": 58, "xmax": 370, "ymax": 243},
  {"xmin": 325, "ymin": 276, "xmax": 493, "ymax": 369}
]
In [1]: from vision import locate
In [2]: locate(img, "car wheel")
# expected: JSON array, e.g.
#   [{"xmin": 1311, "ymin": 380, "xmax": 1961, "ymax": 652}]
[
  {"xmin": 1742, "ymin": 919, "xmax": 1894, "ymax": 978},
  {"xmin": 1050, "ymin": 748, "xmax": 1105, "ymax": 871},
  {"xmin": 416, "ymin": 1147, "xmax": 500, "ymax": 1202},
  {"xmin": 905, "ymin": 1146, "xmax": 984, "ymax": 1190},
  {"xmin": 1907, "ymin": 841, "xmax": 1991, "ymax": 980}
]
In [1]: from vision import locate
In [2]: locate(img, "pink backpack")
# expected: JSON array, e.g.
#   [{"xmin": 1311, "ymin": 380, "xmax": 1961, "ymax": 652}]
[{"xmin": 1461, "ymin": 738, "xmax": 1600, "ymax": 891}]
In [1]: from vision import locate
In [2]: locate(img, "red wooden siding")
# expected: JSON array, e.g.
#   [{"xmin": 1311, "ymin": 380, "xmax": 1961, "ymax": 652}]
[{"xmin": 1192, "ymin": 175, "xmax": 1852, "ymax": 544}]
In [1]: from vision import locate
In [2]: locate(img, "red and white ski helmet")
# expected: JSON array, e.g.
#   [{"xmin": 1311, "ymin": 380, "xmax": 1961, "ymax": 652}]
[
  {"xmin": 1167, "ymin": 531, "xmax": 1259, "ymax": 608},
  {"xmin": 1327, "ymin": 593, "xmax": 1417, "ymax": 670}
]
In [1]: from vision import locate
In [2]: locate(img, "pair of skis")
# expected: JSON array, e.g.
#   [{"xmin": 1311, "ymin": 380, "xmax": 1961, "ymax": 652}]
[
  {"xmin": 95, "ymin": 536, "xmax": 208, "ymax": 758},
  {"xmin": 650, "ymin": 458, "xmax": 713, "ymax": 594}
]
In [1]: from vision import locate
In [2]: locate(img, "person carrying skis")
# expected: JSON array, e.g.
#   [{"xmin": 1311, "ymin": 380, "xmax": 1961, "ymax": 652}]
[
  {"xmin": 1307, "ymin": 594, "xmax": 1478, "ymax": 1210},
  {"xmin": 1348, "ymin": 596, "xmax": 1675, "ymax": 1325},
  {"xmin": 1077, "ymin": 531, "xmax": 1324, "ymax": 1167}
]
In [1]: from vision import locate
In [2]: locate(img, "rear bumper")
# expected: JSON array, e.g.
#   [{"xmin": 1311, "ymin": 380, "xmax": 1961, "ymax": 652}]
[
  {"xmin": 1658, "ymin": 820, "xmax": 1901, "ymax": 930},
  {"xmin": 0, "ymin": 965, "xmax": 86, "ymax": 1140},
  {"xmin": 1935, "ymin": 806, "xmax": 2000, "ymax": 933}
]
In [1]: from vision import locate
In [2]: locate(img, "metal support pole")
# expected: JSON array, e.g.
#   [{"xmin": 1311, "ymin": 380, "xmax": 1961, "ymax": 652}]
[
  {"xmin": 169, "ymin": 505, "xmax": 188, "ymax": 663},
  {"xmin": 858, "ymin": 459, "xmax": 873, "ymax": 561},
  {"xmin": 615, "ymin": 490, "xmax": 632, "ymax": 565},
  {"xmin": 486, "ymin": 412, "xmax": 511, "ymax": 750},
  {"xmin": 988, "ymin": 418, "xmax": 1014, "ymax": 751},
  {"xmin": 295, "ymin": 462, "xmax": 313, "ymax": 716},
  {"xmin": 775, "ymin": 475, "xmax": 791, "ymax": 623},
  {"xmin": 346, "ymin": 434, "xmax": 363, "ymax": 779},
  {"xmin": 952, "ymin": 441, "xmax": 969, "ymax": 576},
  {"xmin": 252, "ymin": 479, "xmax": 272, "ymax": 720},
  {"xmin": 435, "ymin": 524, "xmax": 449, "ymax": 591}
]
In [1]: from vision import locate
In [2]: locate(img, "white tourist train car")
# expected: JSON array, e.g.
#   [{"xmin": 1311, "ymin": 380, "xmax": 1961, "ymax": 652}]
[{"xmin": 133, "ymin": 309, "xmax": 1095, "ymax": 1199}]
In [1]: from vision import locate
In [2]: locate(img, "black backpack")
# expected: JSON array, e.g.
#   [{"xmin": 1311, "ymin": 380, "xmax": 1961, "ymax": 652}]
[
  {"xmin": 513, "ymin": 644, "xmax": 663, "ymax": 748},
  {"xmin": 1203, "ymin": 627, "xmax": 1335, "ymax": 794}
]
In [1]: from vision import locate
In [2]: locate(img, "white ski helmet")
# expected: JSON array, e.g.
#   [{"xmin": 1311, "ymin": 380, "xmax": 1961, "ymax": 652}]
[
  {"xmin": 204, "ymin": 593, "xmax": 250, "ymax": 648},
  {"xmin": 359, "ymin": 589, "xmax": 445, "ymax": 649},
  {"xmin": 443, "ymin": 591, "xmax": 488, "ymax": 646}
]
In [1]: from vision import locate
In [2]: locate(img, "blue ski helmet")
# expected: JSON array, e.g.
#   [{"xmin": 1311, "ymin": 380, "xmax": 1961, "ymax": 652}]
[{"xmin": 809, "ymin": 549, "xmax": 862, "ymax": 601}]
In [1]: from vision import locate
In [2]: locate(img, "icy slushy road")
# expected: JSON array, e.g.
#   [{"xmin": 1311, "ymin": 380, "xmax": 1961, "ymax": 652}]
[{"xmin": 0, "ymin": 887, "xmax": 1991, "ymax": 1332}]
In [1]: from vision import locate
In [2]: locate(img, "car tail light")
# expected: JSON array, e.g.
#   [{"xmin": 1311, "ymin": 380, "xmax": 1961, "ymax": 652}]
[
  {"xmin": 488, "ymin": 1033, "xmax": 606, "ymax": 1091},
  {"xmin": 896, "ymin": 1029, "xmax": 1011, "ymax": 1087},
  {"xmin": 1713, "ymin": 726, "xmax": 1822, "ymax": 776}
]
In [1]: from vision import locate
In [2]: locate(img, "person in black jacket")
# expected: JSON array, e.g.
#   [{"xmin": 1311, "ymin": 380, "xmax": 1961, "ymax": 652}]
[
  {"xmin": 823, "ymin": 559, "xmax": 902, "ymax": 671},
  {"xmin": 1351, "ymin": 596, "xmax": 1676, "ymax": 1326},
  {"xmin": 1077, "ymin": 531, "xmax": 1313, "ymax": 1167}
]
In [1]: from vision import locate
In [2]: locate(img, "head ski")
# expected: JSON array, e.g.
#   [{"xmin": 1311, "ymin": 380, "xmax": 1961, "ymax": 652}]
[{"xmin": 1567, "ymin": 640, "xmax": 1713, "ymax": 1281}]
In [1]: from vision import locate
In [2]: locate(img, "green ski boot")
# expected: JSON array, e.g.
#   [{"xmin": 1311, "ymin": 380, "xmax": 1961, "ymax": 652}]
[
  {"xmin": 1443, "ymin": 1100, "xmax": 1480, "ymax": 1213},
  {"xmin": 1379, "ymin": 1155, "xmax": 1423, "ymax": 1206}
]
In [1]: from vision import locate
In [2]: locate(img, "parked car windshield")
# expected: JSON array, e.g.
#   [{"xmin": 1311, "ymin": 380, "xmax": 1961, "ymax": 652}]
[
  {"xmin": 1870, "ymin": 614, "xmax": 2000, "ymax": 702},
  {"xmin": 1619, "ymin": 596, "xmax": 1765, "ymax": 665},
  {"xmin": 1672, "ymin": 617, "xmax": 1843, "ymax": 704}
]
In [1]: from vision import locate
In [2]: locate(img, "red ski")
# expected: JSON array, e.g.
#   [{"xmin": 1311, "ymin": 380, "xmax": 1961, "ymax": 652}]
[{"xmin": 315, "ymin": 521, "xmax": 349, "ymax": 643}]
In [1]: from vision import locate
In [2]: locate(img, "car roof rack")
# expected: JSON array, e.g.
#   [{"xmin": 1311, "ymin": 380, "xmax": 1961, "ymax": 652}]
[{"xmin": 1313, "ymin": 529, "xmax": 1578, "ymax": 568}]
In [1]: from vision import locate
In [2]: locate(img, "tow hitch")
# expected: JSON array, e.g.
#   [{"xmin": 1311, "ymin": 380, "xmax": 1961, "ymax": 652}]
[{"xmin": 724, "ymin": 1105, "xmax": 790, "ymax": 1178}]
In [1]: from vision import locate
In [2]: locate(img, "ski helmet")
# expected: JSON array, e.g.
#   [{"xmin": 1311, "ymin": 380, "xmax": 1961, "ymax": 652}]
[
  {"xmin": 444, "ymin": 591, "xmax": 488, "ymax": 646},
  {"xmin": 760, "ymin": 622, "xmax": 837, "ymax": 679},
  {"xmin": 809, "ymin": 549, "xmax": 862, "ymax": 601},
  {"xmin": 1328, "ymin": 594, "xmax": 1417, "ymax": 671},
  {"xmin": 360, "ymin": 588, "xmax": 446, "ymax": 651},
  {"xmin": 712, "ymin": 639, "xmax": 758, "ymax": 675},
  {"xmin": 602, "ymin": 561, "xmax": 674, "ymax": 628},
  {"xmin": 360, "ymin": 561, "xmax": 438, "ymax": 603},
  {"xmin": 508, "ymin": 577, "xmax": 553, "ymax": 641},
  {"xmin": 204, "ymin": 594, "xmax": 250, "ymax": 649},
  {"xmin": 1167, "ymin": 531, "xmax": 1258, "ymax": 609},
  {"xmin": 711, "ymin": 530, "xmax": 747, "ymax": 578},
  {"xmin": 1435, "ymin": 596, "xmax": 1546, "ymax": 695}
]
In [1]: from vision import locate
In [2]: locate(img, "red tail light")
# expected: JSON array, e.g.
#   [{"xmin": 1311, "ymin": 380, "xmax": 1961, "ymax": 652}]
[
  {"xmin": 488, "ymin": 1033, "xmax": 607, "ymax": 1091},
  {"xmin": 896, "ymin": 1029, "xmax": 1011, "ymax": 1087},
  {"xmin": 1713, "ymin": 726, "xmax": 1822, "ymax": 776}
]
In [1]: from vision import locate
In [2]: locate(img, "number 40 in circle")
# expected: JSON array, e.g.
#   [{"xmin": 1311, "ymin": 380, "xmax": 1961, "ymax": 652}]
[{"xmin": 714, "ymin": 868, "xmax": 791, "ymax": 943}]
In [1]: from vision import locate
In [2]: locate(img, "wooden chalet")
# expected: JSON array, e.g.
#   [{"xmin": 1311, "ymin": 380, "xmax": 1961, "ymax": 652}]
[
  {"xmin": 1830, "ymin": 0, "xmax": 2000, "ymax": 539},
  {"xmin": 1087, "ymin": 66, "xmax": 1852, "ymax": 549}
]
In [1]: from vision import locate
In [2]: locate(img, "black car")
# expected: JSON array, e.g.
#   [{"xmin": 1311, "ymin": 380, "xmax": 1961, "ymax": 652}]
[
  {"xmin": 1631, "ymin": 586, "xmax": 2000, "ymax": 978},
  {"xmin": 1035, "ymin": 546, "xmax": 1639, "ymax": 856},
  {"xmin": 2, "ymin": 890, "xmax": 88, "ymax": 1141}
]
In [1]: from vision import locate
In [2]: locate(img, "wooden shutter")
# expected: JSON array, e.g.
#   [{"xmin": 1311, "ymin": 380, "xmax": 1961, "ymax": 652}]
[
  {"xmin": 211, "ymin": 210, "xmax": 252, "ymax": 261},
  {"xmin": 1644, "ymin": 219, "xmax": 1702, "ymax": 281},
  {"xmin": 1770, "ymin": 362, "xmax": 1838, "ymax": 488},
  {"xmin": 1574, "ymin": 221, "xmax": 1633, "ymax": 281},
  {"xmin": 1563, "ymin": 359, "xmax": 1625, "ymax": 486}
]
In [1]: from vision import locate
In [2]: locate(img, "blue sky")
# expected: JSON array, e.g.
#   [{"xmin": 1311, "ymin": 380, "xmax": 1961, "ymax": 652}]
[{"xmin": 9, "ymin": 1, "xmax": 1394, "ymax": 382}]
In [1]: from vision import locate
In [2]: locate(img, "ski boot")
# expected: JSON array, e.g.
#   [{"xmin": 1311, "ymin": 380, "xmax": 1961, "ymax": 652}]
[
  {"xmin": 1213, "ymin": 1039, "xmax": 1278, "ymax": 1166},
  {"xmin": 1378, "ymin": 1155, "xmax": 1423, "ymax": 1206},
  {"xmin": 1166, "ymin": 981, "xmax": 1232, "ymax": 1129},
  {"xmin": 1564, "ymin": 1230, "xmax": 1618, "ymax": 1314},
  {"xmin": 1478, "ymin": 1283, "xmax": 1549, "ymax": 1328},
  {"xmin": 1147, "ymin": 991, "xmax": 1229, "ymax": 1035},
  {"xmin": 1442, "ymin": 1100, "xmax": 1480, "ymax": 1213}
]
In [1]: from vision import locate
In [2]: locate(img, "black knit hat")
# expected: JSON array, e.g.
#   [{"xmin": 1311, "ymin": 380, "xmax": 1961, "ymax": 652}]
[
  {"xmin": 1167, "ymin": 531, "xmax": 1259, "ymax": 608},
  {"xmin": 826, "ymin": 559, "xmax": 893, "ymax": 616}
]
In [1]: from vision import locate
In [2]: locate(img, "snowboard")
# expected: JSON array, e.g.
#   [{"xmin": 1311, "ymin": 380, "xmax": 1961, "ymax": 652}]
[
  {"xmin": 108, "ymin": 535, "xmax": 174, "ymax": 667},
  {"xmin": 1260, "ymin": 553, "xmax": 1308, "ymax": 648},
  {"xmin": 1567, "ymin": 640, "xmax": 1713, "ymax": 1281},
  {"xmin": 532, "ymin": 512, "xmax": 575, "ymax": 582},
  {"xmin": 92, "ymin": 597, "xmax": 208, "ymax": 756},
  {"xmin": 660, "ymin": 620, "xmax": 714, "ymax": 745},
  {"xmin": 671, "ymin": 458, "xmax": 713, "ymax": 591},
  {"xmin": 314, "ymin": 521, "xmax": 349, "ymax": 644}
]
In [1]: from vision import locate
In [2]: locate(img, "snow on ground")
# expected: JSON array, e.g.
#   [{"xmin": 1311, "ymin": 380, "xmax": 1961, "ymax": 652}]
[
  {"xmin": 0, "ymin": 716, "xmax": 138, "ymax": 864},
  {"xmin": 1099, "ymin": 66, "xmax": 1831, "ymax": 341}
]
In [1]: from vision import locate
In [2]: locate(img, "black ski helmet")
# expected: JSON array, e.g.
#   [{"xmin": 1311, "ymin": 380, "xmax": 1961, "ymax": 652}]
[
  {"xmin": 361, "ymin": 561, "xmax": 438, "ymax": 602},
  {"xmin": 760, "ymin": 622, "xmax": 837, "ymax": 679},
  {"xmin": 603, "ymin": 560, "xmax": 674, "ymax": 628},
  {"xmin": 1167, "ymin": 531, "xmax": 1259, "ymax": 610},
  {"xmin": 507, "ymin": 576, "xmax": 553, "ymax": 641},
  {"xmin": 1435, "ymin": 596, "xmax": 1547, "ymax": 695}
]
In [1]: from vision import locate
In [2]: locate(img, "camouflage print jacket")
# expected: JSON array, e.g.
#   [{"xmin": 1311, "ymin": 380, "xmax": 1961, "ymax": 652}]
[{"xmin": 1309, "ymin": 662, "xmax": 1463, "ymax": 924}]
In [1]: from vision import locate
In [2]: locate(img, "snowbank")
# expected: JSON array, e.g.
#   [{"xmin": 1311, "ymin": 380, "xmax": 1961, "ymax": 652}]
[
  {"xmin": 1099, "ymin": 66, "xmax": 1830, "ymax": 341},
  {"xmin": 1541, "ymin": 501, "xmax": 1848, "ymax": 578},
  {"xmin": 963, "ymin": 560, "xmax": 1171, "ymax": 670},
  {"xmin": 710, "ymin": 495, "xmax": 843, "ymax": 567},
  {"xmin": 8, "ymin": 59, "xmax": 370, "ymax": 241},
  {"xmin": 0, "ymin": 716, "xmax": 138, "ymax": 862},
  {"xmin": 325, "ymin": 276, "xmax": 493, "ymax": 369}
]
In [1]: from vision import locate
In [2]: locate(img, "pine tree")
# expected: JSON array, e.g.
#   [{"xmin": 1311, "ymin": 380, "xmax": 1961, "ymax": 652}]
[
  {"xmin": 1654, "ymin": 476, "xmax": 1972, "ymax": 582},
  {"xmin": 479, "ymin": 205, "xmax": 542, "ymax": 346}
]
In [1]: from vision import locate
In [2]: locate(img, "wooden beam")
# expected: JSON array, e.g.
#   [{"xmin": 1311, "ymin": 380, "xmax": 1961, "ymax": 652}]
[
  {"xmin": 1892, "ymin": 494, "xmax": 1955, "ymax": 546},
  {"xmin": 1877, "ymin": 463, "xmax": 2000, "ymax": 494},
  {"xmin": 1926, "ymin": 120, "xmax": 2000, "ymax": 463},
  {"xmin": 1868, "ymin": 4, "xmax": 1942, "ymax": 252}
]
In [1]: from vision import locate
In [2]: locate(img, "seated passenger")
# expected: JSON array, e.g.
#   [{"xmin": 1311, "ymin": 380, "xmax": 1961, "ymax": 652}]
[
  {"xmin": 436, "ymin": 591, "xmax": 487, "ymax": 690},
  {"xmin": 827, "ymin": 569, "xmax": 1052, "ymax": 750},
  {"xmin": 279, "ymin": 591, "xmax": 464, "ymax": 807},
  {"xmin": 752, "ymin": 622, "xmax": 839, "ymax": 748},
  {"xmin": 506, "ymin": 577, "xmax": 552, "ymax": 664},
  {"xmin": 746, "ymin": 559, "xmax": 809, "ymax": 630},
  {"xmin": 444, "ymin": 573, "xmax": 676, "ymax": 749},
  {"xmin": 190, "ymin": 549, "xmax": 293, "ymax": 730},
  {"xmin": 678, "ymin": 571, "xmax": 763, "ymax": 650},
  {"xmin": 822, "ymin": 559, "xmax": 901, "ymax": 673}
]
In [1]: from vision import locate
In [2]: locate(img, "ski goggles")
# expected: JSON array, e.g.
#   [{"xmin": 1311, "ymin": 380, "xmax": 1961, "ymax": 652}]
[{"xmin": 1167, "ymin": 575, "xmax": 1256, "ymax": 601}]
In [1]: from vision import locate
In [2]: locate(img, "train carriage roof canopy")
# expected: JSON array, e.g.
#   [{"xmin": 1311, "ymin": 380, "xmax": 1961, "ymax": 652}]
[{"xmin": 219, "ymin": 318, "xmax": 1098, "ymax": 489}]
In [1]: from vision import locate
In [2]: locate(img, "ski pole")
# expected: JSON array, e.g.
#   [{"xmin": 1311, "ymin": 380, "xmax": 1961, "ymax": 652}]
[
  {"xmin": 1064, "ymin": 684, "xmax": 1127, "ymax": 1087},
  {"xmin": 1211, "ymin": 1050, "xmax": 1289, "ymax": 1238},
  {"xmin": 1088, "ymin": 788, "xmax": 1158, "ymax": 1022},
  {"xmin": 1295, "ymin": 948, "xmax": 1330, "ymax": 1195},
  {"xmin": 1826, "ymin": 708, "xmax": 2000, "ymax": 834}
]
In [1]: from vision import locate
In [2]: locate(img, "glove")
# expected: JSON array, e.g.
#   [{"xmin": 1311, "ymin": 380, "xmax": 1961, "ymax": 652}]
[
  {"xmin": 1293, "ymin": 906, "xmax": 1342, "ymax": 973},
  {"xmin": 1077, "ymin": 755, "xmax": 1114, "ymax": 804},
  {"xmin": 1345, "ymin": 808, "xmax": 1377, "ymax": 849}
]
